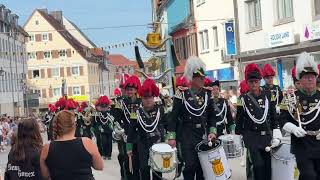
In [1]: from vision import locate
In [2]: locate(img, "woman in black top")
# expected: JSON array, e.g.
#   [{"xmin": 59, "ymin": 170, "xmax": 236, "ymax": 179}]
[
  {"xmin": 40, "ymin": 110, "xmax": 103, "ymax": 180},
  {"xmin": 5, "ymin": 118, "xmax": 43, "ymax": 180}
]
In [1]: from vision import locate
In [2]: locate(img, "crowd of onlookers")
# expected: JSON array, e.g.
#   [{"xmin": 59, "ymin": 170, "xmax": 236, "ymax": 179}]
[{"xmin": 0, "ymin": 115, "xmax": 19, "ymax": 153}]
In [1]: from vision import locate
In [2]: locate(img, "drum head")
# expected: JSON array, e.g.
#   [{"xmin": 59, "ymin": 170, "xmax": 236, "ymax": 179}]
[
  {"xmin": 196, "ymin": 139, "xmax": 221, "ymax": 152},
  {"xmin": 151, "ymin": 143, "xmax": 175, "ymax": 152}
]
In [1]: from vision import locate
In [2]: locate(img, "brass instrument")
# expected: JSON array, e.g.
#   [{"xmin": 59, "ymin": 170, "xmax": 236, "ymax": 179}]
[
  {"xmin": 284, "ymin": 90, "xmax": 302, "ymax": 128},
  {"xmin": 83, "ymin": 106, "xmax": 95, "ymax": 126},
  {"xmin": 112, "ymin": 121, "xmax": 127, "ymax": 142}
]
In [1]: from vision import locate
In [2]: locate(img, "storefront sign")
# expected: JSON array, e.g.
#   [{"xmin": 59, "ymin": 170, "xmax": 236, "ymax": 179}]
[
  {"xmin": 302, "ymin": 22, "xmax": 320, "ymax": 41},
  {"xmin": 68, "ymin": 95, "xmax": 89, "ymax": 101},
  {"xmin": 268, "ymin": 29, "xmax": 294, "ymax": 48},
  {"xmin": 225, "ymin": 22, "xmax": 237, "ymax": 55},
  {"xmin": 206, "ymin": 67, "xmax": 234, "ymax": 81}
]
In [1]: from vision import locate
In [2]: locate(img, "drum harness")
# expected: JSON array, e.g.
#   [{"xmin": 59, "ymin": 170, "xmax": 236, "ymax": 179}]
[
  {"xmin": 136, "ymin": 107, "xmax": 161, "ymax": 133},
  {"xmin": 241, "ymin": 95, "xmax": 269, "ymax": 124},
  {"xmin": 285, "ymin": 92, "xmax": 320, "ymax": 136}
]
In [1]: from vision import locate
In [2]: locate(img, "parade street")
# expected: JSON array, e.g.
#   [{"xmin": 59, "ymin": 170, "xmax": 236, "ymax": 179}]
[{"xmin": 0, "ymin": 138, "xmax": 246, "ymax": 180}]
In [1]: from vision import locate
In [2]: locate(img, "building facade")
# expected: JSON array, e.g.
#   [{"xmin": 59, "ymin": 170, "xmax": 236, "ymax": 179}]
[
  {"xmin": 236, "ymin": 0, "xmax": 320, "ymax": 89},
  {"xmin": 24, "ymin": 9, "xmax": 102, "ymax": 112},
  {"xmin": 0, "ymin": 4, "xmax": 29, "ymax": 117}
]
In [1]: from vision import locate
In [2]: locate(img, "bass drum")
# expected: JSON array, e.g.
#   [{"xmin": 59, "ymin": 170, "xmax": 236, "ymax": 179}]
[
  {"xmin": 271, "ymin": 136, "xmax": 296, "ymax": 180},
  {"xmin": 196, "ymin": 139, "xmax": 231, "ymax": 180}
]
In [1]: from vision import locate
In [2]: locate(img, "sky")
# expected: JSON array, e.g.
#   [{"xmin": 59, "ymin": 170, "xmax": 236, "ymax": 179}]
[{"xmin": 2, "ymin": 0, "xmax": 153, "ymax": 59}]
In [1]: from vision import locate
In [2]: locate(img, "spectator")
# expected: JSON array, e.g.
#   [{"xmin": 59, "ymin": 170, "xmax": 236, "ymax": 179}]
[
  {"xmin": 4, "ymin": 118, "xmax": 43, "ymax": 180},
  {"xmin": 0, "ymin": 119, "xmax": 4, "ymax": 152},
  {"xmin": 40, "ymin": 110, "xmax": 103, "ymax": 180}
]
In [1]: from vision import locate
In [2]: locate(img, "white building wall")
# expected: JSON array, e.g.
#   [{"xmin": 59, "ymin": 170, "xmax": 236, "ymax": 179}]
[
  {"xmin": 238, "ymin": 0, "xmax": 315, "ymax": 53},
  {"xmin": 194, "ymin": 0, "xmax": 234, "ymax": 70}
]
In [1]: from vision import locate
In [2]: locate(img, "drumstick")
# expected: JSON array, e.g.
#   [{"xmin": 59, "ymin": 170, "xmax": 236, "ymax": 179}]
[{"xmin": 129, "ymin": 155, "xmax": 133, "ymax": 174}]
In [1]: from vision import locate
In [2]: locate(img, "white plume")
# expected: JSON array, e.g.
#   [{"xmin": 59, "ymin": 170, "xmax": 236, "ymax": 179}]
[
  {"xmin": 296, "ymin": 52, "xmax": 318, "ymax": 80},
  {"xmin": 183, "ymin": 56, "xmax": 206, "ymax": 82}
]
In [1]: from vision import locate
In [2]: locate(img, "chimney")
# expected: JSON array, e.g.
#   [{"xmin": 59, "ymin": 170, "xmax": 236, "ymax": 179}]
[{"xmin": 50, "ymin": 11, "xmax": 63, "ymax": 24}]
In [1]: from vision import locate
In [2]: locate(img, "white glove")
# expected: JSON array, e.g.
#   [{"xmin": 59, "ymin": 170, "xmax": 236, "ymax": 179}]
[
  {"xmin": 283, "ymin": 122, "xmax": 307, "ymax": 138},
  {"xmin": 271, "ymin": 138, "xmax": 281, "ymax": 148},
  {"xmin": 316, "ymin": 133, "xmax": 320, "ymax": 140},
  {"xmin": 273, "ymin": 129, "xmax": 283, "ymax": 139}
]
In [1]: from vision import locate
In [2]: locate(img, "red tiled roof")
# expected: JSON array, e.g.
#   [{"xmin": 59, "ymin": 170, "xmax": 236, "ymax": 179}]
[
  {"xmin": 90, "ymin": 48, "xmax": 105, "ymax": 57},
  {"xmin": 107, "ymin": 54, "xmax": 138, "ymax": 67},
  {"xmin": 36, "ymin": 9, "xmax": 93, "ymax": 61}
]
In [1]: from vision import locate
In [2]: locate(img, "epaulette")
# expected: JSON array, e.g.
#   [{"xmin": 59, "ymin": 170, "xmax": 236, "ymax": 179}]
[
  {"xmin": 236, "ymin": 97, "xmax": 243, "ymax": 107},
  {"xmin": 271, "ymin": 93, "xmax": 276, "ymax": 102}
]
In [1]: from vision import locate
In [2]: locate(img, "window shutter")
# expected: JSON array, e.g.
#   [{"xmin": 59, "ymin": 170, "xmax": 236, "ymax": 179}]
[
  {"xmin": 79, "ymin": 66, "xmax": 84, "ymax": 76},
  {"xmin": 40, "ymin": 69, "xmax": 45, "ymax": 78},
  {"xmin": 52, "ymin": 50, "xmax": 59, "ymax": 58},
  {"xmin": 67, "ymin": 49, "xmax": 72, "ymax": 57},
  {"xmin": 36, "ymin": 51, "xmax": 44, "ymax": 60},
  {"xmin": 35, "ymin": 34, "xmax": 42, "ymax": 42},
  {"xmin": 49, "ymin": 33, "xmax": 53, "ymax": 41},
  {"xmin": 81, "ymin": 86, "xmax": 85, "ymax": 95},
  {"xmin": 42, "ymin": 89, "xmax": 47, "ymax": 98},
  {"xmin": 49, "ymin": 88, "xmax": 53, "ymax": 97},
  {"xmin": 67, "ymin": 67, "xmax": 71, "ymax": 76},
  {"xmin": 60, "ymin": 67, "xmax": 64, "ymax": 77},
  {"xmin": 47, "ymin": 68, "xmax": 52, "ymax": 78},
  {"xmin": 68, "ymin": 87, "xmax": 73, "ymax": 96},
  {"xmin": 28, "ymin": 70, "xmax": 32, "ymax": 79}
]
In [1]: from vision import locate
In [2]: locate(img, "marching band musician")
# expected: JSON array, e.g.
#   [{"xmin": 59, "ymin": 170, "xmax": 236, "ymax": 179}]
[
  {"xmin": 209, "ymin": 80, "xmax": 235, "ymax": 137},
  {"xmin": 292, "ymin": 66, "xmax": 302, "ymax": 90},
  {"xmin": 45, "ymin": 104, "xmax": 58, "ymax": 141},
  {"xmin": 92, "ymin": 95, "xmax": 114, "ymax": 160},
  {"xmin": 261, "ymin": 64, "xmax": 283, "ymax": 114},
  {"xmin": 127, "ymin": 79, "xmax": 165, "ymax": 180},
  {"xmin": 235, "ymin": 63, "xmax": 282, "ymax": 180},
  {"xmin": 167, "ymin": 56, "xmax": 217, "ymax": 180},
  {"xmin": 121, "ymin": 75, "xmax": 141, "ymax": 180},
  {"xmin": 75, "ymin": 102, "xmax": 93, "ymax": 139},
  {"xmin": 282, "ymin": 52, "xmax": 320, "ymax": 180}
]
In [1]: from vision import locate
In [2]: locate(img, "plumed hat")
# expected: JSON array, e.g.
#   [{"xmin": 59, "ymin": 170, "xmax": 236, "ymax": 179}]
[
  {"xmin": 183, "ymin": 56, "xmax": 206, "ymax": 82},
  {"xmin": 262, "ymin": 64, "xmax": 275, "ymax": 77},
  {"xmin": 296, "ymin": 52, "xmax": 318, "ymax": 80},
  {"xmin": 239, "ymin": 80, "xmax": 249, "ymax": 95},
  {"xmin": 245, "ymin": 63, "xmax": 262, "ymax": 81},
  {"xmin": 138, "ymin": 79, "xmax": 160, "ymax": 97},
  {"xmin": 124, "ymin": 75, "xmax": 141, "ymax": 90},
  {"xmin": 114, "ymin": 88, "xmax": 122, "ymax": 97},
  {"xmin": 96, "ymin": 95, "xmax": 111, "ymax": 107}
]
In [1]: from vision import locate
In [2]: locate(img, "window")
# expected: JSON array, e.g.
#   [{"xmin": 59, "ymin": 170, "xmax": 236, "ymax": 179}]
[
  {"xmin": 28, "ymin": 52, "xmax": 36, "ymax": 60},
  {"xmin": 73, "ymin": 86, "xmax": 80, "ymax": 95},
  {"xmin": 29, "ymin": 34, "xmax": 35, "ymax": 42},
  {"xmin": 246, "ymin": 0, "xmax": 262, "ymax": 30},
  {"xmin": 199, "ymin": 30, "xmax": 209, "ymax": 52},
  {"xmin": 42, "ymin": 33, "xmax": 49, "ymax": 41},
  {"xmin": 32, "ymin": 70, "xmax": 40, "ymax": 78},
  {"xmin": 52, "ymin": 68, "xmax": 60, "ymax": 77},
  {"xmin": 53, "ymin": 87, "xmax": 61, "ymax": 97},
  {"xmin": 71, "ymin": 66, "xmax": 79, "ymax": 76},
  {"xmin": 197, "ymin": 0, "xmax": 205, "ymax": 6},
  {"xmin": 276, "ymin": 0, "xmax": 293, "ymax": 21},
  {"xmin": 35, "ymin": 20, "xmax": 39, "ymax": 25},
  {"xmin": 44, "ymin": 51, "xmax": 51, "ymax": 59},
  {"xmin": 212, "ymin": 27, "xmax": 219, "ymax": 50},
  {"xmin": 59, "ymin": 50, "xmax": 66, "ymax": 57},
  {"xmin": 314, "ymin": 0, "xmax": 320, "ymax": 17}
]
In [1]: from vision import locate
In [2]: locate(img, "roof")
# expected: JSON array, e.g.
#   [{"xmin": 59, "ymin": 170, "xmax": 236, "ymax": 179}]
[
  {"xmin": 90, "ymin": 48, "xmax": 106, "ymax": 57},
  {"xmin": 107, "ymin": 54, "xmax": 138, "ymax": 67},
  {"xmin": 28, "ymin": 9, "xmax": 96, "ymax": 62}
]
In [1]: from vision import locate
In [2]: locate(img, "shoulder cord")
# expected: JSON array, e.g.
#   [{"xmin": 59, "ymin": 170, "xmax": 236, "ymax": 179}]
[
  {"xmin": 216, "ymin": 101, "xmax": 228, "ymax": 125},
  {"xmin": 182, "ymin": 91, "xmax": 208, "ymax": 117},
  {"xmin": 121, "ymin": 100, "xmax": 132, "ymax": 124},
  {"xmin": 136, "ymin": 108, "xmax": 160, "ymax": 133},
  {"xmin": 241, "ymin": 96, "xmax": 269, "ymax": 124},
  {"xmin": 99, "ymin": 112, "xmax": 114, "ymax": 125}
]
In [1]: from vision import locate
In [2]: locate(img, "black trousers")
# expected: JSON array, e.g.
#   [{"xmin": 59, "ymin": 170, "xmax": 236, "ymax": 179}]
[
  {"xmin": 117, "ymin": 141, "xmax": 127, "ymax": 178},
  {"xmin": 124, "ymin": 143, "xmax": 140, "ymax": 180},
  {"xmin": 247, "ymin": 147, "xmax": 271, "ymax": 180},
  {"xmin": 101, "ymin": 133, "xmax": 113, "ymax": 157},
  {"xmin": 181, "ymin": 144, "xmax": 204, "ymax": 180},
  {"xmin": 296, "ymin": 158, "xmax": 320, "ymax": 180},
  {"xmin": 95, "ymin": 131, "xmax": 103, "ymax": 156},
  {"xmin": 137, "ymin": 139, "xmax": 162, "ymax": 180}
]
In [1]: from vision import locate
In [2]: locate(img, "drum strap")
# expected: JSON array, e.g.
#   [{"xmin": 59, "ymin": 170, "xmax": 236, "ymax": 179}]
[{"xmin": 213, "ymin": 101, "xmax": 225, "ymax": 123}]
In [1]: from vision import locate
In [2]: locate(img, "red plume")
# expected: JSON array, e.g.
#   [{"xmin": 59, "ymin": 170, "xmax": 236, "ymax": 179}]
[
  {"xmin": 124, "ymin": 75, "xmax": 141, "ymax": 90},
  {"xmin": 55, "ymin": 97, "xmax": 67, "ymax": 109},
  {"xmin": 65, "ymin": 99, "xmax": 78, "ymax": 110},
  {"xmin": 318, "ymin": 64, "xmax": 320, "ymax": 75},
  {"xmin": 48, "ymin": 104, "xmax": 57, "ymax": 113},
  {"xmin": 245, "ymin": 63, "xmax": 262, "ymax": 81},
  {"xmin": 176, "ymin": 76, "xmax": 190, "ymax": 87},
  {"xmin": 120, "ymin": 73, "xmax": 130, "ymax": 88},
  {"xmin": 239, "ymin": 80, "xmax": 249, "ymax": 95},
  {"xmin": 96, "ymin": 95, "xmax": 111, "ymax": 106},
  {"xmin": 114, "ymin": 88, "xmax": 122, "ymax": 96},
  {"xmin": 291, "ymin": 66, "xmax": 296, "ymax": 79},
  {"xmin": 262, "ymin": 64, "xmax": 275, "ymax": 77},
  {"xmin": 80, "ymin": 102, "xmax": 88, "ymax": 109},
  {"xmin": 204, "ymin": 77, "xmax": 212, "ymax": 87},
  {"xmin": 138, "ymin": 79, "xmax": 160, "ymax": 97}
]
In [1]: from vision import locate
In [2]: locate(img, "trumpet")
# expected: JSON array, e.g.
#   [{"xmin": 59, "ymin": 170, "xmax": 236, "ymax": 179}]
[
  {"xmin": 284, "ymin": 90, "xmax": 302, "ymax": 128},
  {"xmin": 112, "ymin": 121, "xmax": 127, "ymax": 142}
]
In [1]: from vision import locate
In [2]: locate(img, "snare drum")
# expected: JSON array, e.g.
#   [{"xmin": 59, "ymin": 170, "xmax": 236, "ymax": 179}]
[
  {"xmin": 219, "ymin": 134, "xmax": 243, "ymax": 158},
  {"xmin": 196, "ymin": 139, "xmax": 231, "ymax": 180},
  {"xmin": 149, "ymin": 143, "xmax": 177, "ymax": 173}
]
